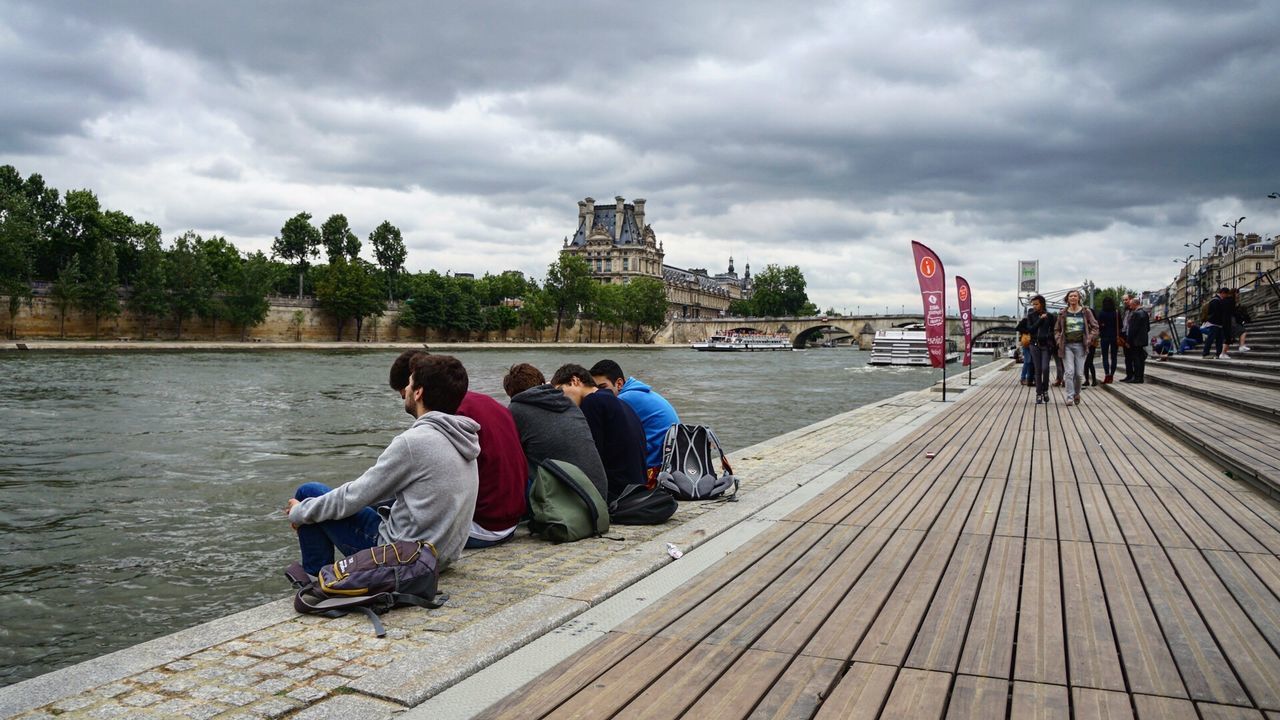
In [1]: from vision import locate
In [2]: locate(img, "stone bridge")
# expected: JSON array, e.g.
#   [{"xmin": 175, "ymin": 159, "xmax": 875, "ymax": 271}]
[{"xmin": 653, "ymin": 314, "xmax": 1019, "ymax": 349}]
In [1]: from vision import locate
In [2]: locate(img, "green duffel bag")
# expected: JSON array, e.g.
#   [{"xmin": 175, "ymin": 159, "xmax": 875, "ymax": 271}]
[{"xmin": 529, "ymin": 458, "xmax": 610, "ymax": 542}]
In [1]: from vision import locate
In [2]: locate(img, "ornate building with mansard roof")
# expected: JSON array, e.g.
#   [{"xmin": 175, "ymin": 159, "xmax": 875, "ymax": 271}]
[{"xmin": 561, "ymin": 196, "xmax": 751, "ymax": 319}]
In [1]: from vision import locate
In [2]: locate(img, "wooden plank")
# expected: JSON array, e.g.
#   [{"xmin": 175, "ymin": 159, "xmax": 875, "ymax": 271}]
[
  {"xmin": 928, "ymin": 478, "xmax": 986, "ymax": 536},
  {"xmin": 753, "ymin": 525, "xmax": 896, "ymax": 656},
  {"xmin": 746, "ymin": 655, "xmax": 844, "ymax": 720},
  {"xmin": 1031, "ymin": 449, "xmax": 1054, "ymax": 485},
  {"xmin": 804, "ymin": 471, "xmax": 897, "ymax": 525},
  {"xmin": 1072, "ymin": 687, "xmax": 1134, "ymax": 720},
  {"xmin": 1055, "ymin": 481, "xmax": 1092, "ymax": 541},
  {"xmin": 1164, "ymin": 476, "xmax": 1279, "ymax": 554},
  {"xmin": 1148, "ymin": 485, "xmax": 1235, "ymax": 551},
  {"xmin": 944, "ymin": 675, "xmax": 1009, "ymax": 720},
  {"xmin": 1014, "ymin": 537, "xmax": 1067, "ymax": 686},
  {"xmin": 472, "ymin": 631, "xmax": 648, "ymax": 719},
  {"xmin": 790, "ymin": 529, "xmax": 926, "ymax": 661},
  {"xmin": 854, "ymin": 531, "xmax": 961, "ymax": 666},
  {"xmin": 960, "ymin": 477, "xmax": 1007, "ymax": 537},
  {"xmin": 1102, "ymin": 484, "xmax": 1160, "ymax": 547},
  {"xmin": 612, "ymin": 643, "xmax": 742, "ymax": 720},
  {"xmin": 706, "ymin": 524, "xmax": 863, "ymax": 648},
  {"xmin": 823, "ymin": 472, "xmax": 914, "ymax": 527},
  {"xmin": 1132, "ymin": 695, "xmax": 1198, "ymax": 720},
  {"xmin": 783, "ymin": 471, "xmax": 872, "ymax": 523},
  {"xmin": 1026, "ymin": 478, "xmax": 1057, "ymax": 540},
  {"xmin": 1206, "ymin": 551, "xmax": 1280, "ymax": 655},
  {"xmin": 873, "ymin": 473, "xmax": 955, "ymax": 532},
  {"xmin": 957, "ymin": 535, "xmax": 1023, "ymax": 679},
  {"xmin": 810, "ymin": 662, "xmax": 896, "ymax": 720},
  {"xmin": 1059, "ymin": 539, "xmax": 1125, "ymax": 691},
  {"xmin": 877, "ymin": 668, "xmax": 950, "ymax": 720},
  {"xmin": 1166, "ymin": 547, "xmax": 1280, "ymax": 709},
  {"xmin": 994, "ymin": 480, "xmax": 1029, "ymax": 538},
  {"xmin": 1078, "ymin": 482, "xmax": 1126, "ymax": 544},
  {"xmin": 683, "ymin": 649, "xmax": 792, "ymax": 718},
  {"xmin": 1196, "ymin": 704, "xmax": 1268, "ymax": 720},
  {"xmin": 1128, "ymin": 545, "xmax": 1251, "ymax": 706},
  {"xmin": 1127, "ymin": 486, "xmax": 1197, "ymax": 549},
  {"xmin": 1092, "ymin": 542, "xmax": 1187, "ymax": 698},
  {"xmin": 1010, "ymin": 681, "xmax": 1069, "ymax": 720},
  {"xmin": 904, "ymin": 534, "xmax": 991, "ymax": 673}
]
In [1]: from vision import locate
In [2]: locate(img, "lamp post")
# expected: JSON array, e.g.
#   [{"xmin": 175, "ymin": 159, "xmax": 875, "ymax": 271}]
[
  {"xmin": 1175, "ymin": 255, "xmax": 1191, "ymax": 316},
  {"xmin": 1223, "ymin": 216, "xmax": 1246, "ymax": 288},
  {"xmin": 1185, "ymin": 237, "xmax": 1209, "ymax": 310}
]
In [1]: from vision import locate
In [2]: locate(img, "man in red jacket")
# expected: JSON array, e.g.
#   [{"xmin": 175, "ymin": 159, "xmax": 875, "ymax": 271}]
[{"xmin": 391, "ymin": 351, "xmax": 527, "ymax": 548}]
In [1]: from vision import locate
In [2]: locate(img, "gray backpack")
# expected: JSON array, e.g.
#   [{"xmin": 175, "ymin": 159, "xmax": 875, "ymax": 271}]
[{"xmin": 656, "ymin": 425, "xmax": 739, "ymax": 501}]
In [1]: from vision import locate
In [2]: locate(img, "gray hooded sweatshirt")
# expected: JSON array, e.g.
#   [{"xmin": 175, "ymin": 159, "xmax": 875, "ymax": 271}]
[
  {"xmin": 508, "ymin": 384, "xmax": 608, "ymax": 500},
  {"xmin": 289, "ymin": 411, "xmax": 481, "ymax": 570}
]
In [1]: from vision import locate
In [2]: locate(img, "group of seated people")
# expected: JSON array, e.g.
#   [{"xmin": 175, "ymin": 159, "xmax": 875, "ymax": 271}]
[{"xmin": 284, "ymin": 351, "xmax": 681, "ymax": 576}]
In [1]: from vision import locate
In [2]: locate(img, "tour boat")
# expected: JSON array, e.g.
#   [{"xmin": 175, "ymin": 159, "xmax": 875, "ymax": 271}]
[
  {"xmin": 867, "ymin": 324, "xmax": 960, "ymax": 365},
  {"xmin": 691, "ymin": 331, "xmax": 793, "ymax": 352}
]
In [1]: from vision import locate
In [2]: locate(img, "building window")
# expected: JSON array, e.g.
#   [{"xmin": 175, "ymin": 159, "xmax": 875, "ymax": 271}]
[
  {"xmin": 1257, "ymin": 262, "xmax": 1263, "ymax": 272},
  {"xmin": 623, "ymin": 257, "xmax": 629, "ymax": 271},
  {"xmin": 606, "ymin": 259, "xmax": 612, "ymax": 272},
  {"xmin": 596, "ymin": 259, "xmax": 603, "ymax": 272}
]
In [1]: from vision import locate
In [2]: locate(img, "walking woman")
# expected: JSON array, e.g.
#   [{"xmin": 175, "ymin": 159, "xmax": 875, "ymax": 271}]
[
  {"xmin": 1096, "ymin": 296, "xmax": 1120, "ymax": 383},
  {"xmin": 1028, "ymin": 295, "xmax": 1056, "ymax": 404},
  {"xmin": 1055, "ymin": 289, "xmax": 1100, "ymax": 406}
]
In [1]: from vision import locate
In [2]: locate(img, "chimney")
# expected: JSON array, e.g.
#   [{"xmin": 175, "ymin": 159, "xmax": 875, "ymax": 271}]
[
  {"xmin": 634, "ymin": 198, "xmax": 646, "ymax": 234},
  {"xmin": 615, "ymin": 196, "xmax": 625, "ymax": 240},
  {"xmin": 583, "ymin": 197, "xmax": 595, "ymax": 237}
]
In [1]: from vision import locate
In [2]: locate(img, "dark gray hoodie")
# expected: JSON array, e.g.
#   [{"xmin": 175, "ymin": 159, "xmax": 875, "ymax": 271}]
[
  {"xmin": 288, "ymin": 411, "xmax": 481, "ymax": 569},
  {"xmin": 508, "ymin": 384, "xmax": 608, "ymax": 500}
]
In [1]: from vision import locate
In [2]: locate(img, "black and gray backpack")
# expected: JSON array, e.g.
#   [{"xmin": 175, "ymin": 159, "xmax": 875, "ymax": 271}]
[{"xmin": 655, "ymin": 424, "xmax": 739, "ymax": 501}]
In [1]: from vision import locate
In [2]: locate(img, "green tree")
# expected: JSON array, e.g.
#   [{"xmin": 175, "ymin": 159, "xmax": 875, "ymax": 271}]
[
  {"xmin": 55, "ymin": 189, "xmax": 102, "ymax": 278},
  {"xmin": 592, "ymin": 282, "xmax": 625, "ymax": 342},
  {"xmin": 0, "ymin": 176, "xmax": 36, "ymax": 338},
  {"xmin": 49, "ymin": 256, "xmax": 80, "ymax": 338},
  {"xmin": 750, "ymin": 264, "xmax": 810, "ymax": 316},
  {"xmin": 165, "ymin": 232, "xmax": 214, "ymax": 339},
  {"xmin": 620, "ymin": 277, "xmax": 668, "ymax": 342},
  {"xmin": 272, "ymin": 212, "xmax": 321, "ymax": 297},
  {"xmin": 223, "ymin": 251, "xmax": 277, "ymax": 341},
  {"xmin": 1093, "ymin": 286, "xmax": 1137, "ymax": 312},
  {"xmin": 314, "ymin": 259, "xmax": 384, "ymax": 340},
  {"xmin": 443, "ymin": 276, "xmax": 483, "ymax": 341},
  {"xmin": 517, "ymin": 287, "xmax": 555, "ymax": 340},
  {"xmin": 196, "ymin": 235, "xmax": 245, "ymax": 339},
  {"xmin": 728, "ymin": 297, "xmax": 755, "ymax": 317},
  {"xmin": 128, "ymin": 235, "xmax": 168, "ymax": 338},
  {"xmin": 78, "ymin": 236, "xmax": 120, "ymax": 338},
  {"xmin": 399, "ymin": 270, "xmax": 448, "ymax": 340},
  {"xmin": 369, "ymin": 220, "xmax": 406, "ymax": 301},
  {"xmin": 544, "ymin": 254, "xmax": 593, "ymax": 342},
  {"xmin": 100, "ymin": 210, "xmax": 144, "ymax": 287},
  {"xmin": 481, "ymin": 304, "xmax": 520, "ymax": 340},
  {"xmin": 13, "ymin": 170, "xmax": 65, "ymax": 281},
  {"xmin": 321, "ymin": 213, "xmax": 360, "ymax": 263}
]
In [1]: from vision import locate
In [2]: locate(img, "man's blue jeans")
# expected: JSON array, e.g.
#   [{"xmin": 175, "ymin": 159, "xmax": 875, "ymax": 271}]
[
  {"xmin": 293, "ymin": 482, "xmax": 382, "ymax": 575},
  {"xmin": 1202, "ymin": 325, "xmax": 1224, "ymax": 357},
  {"xmin": 1021, "ymin": 347, "xmax": 1035, "ymax": 381}
]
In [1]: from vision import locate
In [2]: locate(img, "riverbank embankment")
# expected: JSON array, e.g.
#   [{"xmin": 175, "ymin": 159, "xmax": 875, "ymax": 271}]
[
  {"xmin": 1, "ymin": 340, "xmax": 651, "ymax": 353},
  {"xmin": 0, "ymin": 360, "xmax": 1006, "ymax": 719}
]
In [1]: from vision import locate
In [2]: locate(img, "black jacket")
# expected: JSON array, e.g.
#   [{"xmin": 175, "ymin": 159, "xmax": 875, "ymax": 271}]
[
  {"xmin": 1126, "ymin": 308, "xmax": 1151, "ymax": 348},
  {"xmin": 1207, "ymin": 295, "xmax": 1235, "ymax": 327}
]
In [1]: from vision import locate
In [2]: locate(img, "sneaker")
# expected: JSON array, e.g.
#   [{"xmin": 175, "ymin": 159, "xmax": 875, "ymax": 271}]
[
  {"xmin": 1065, "ymin": 397, "xmax": 1074, "ymax": 406},
  {"xmin": 1035, "ymin": 394, "xmax": 1046, "ymax": 405},
  {"xmin": 1239, "ymin": 345, "xmax": 1251, "ymax": 352},
  {"xmin": 1218, "ymin": 353, "xmax": 1230, "ymax": 360}
]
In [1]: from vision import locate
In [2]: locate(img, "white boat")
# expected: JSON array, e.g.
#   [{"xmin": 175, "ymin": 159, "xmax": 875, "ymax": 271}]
[
  {"xmin": 867, "ymin": 324, "xmax": 959, "ymax": 365},
  {"xmin": 691, "ymin": 331, "xmax": 793, "ymax": 352}
]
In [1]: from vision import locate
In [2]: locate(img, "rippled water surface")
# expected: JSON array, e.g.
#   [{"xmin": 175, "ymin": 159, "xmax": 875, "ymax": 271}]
[{"xmin": 0, "ymin": 346, "xmax": 978, "ymax": 685}]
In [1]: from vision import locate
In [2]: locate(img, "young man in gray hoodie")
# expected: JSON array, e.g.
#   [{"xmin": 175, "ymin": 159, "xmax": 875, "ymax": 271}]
[
  {"xmin": 286, "ymin": 355, "xmax": 481, "ymax": 575},
  {"xmin": 503, "ymin": 363, "xmax": 609, "ymax": 501}
]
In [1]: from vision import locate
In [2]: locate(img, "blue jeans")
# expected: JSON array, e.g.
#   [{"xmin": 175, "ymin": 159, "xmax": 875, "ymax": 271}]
[
  {"xmin": 1202, "ymin": 325, "xmax": 1224, "ymax": 357},
  {"xmin": 293, "ymin": 482, "xmax": 382, "ymax": 575},
  {"xmin": 1100, "ymin": 337, "xmax": 1117, "ymax": 376},
  {"xmin": 1021, "ymin": 347, "xmax": 1035, "ymax": 381}
]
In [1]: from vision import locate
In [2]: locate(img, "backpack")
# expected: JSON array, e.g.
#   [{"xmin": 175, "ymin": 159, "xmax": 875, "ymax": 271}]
[
  {"xmin": 656, "ymin": 425, "xmax": 739, "ymax": 501},
  {"xmin": 609, "ymin": 483, "xmax": 678, "ymax": 525},
  {"xmin": 528, "ymin": 459, "xmax": 610, "ymax": 542},
  {"xmin": 284, "ymin": 539, "xmax": 446, "ymax": 637}
]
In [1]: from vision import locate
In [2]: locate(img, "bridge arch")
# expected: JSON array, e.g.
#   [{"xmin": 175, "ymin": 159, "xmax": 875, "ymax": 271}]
[
  {"xmin": 973, "ymin": 325, "xmax": 1019, "ymax": 341},
  {"xmin": 792, "ymin": 324, "xmax": 858, "ymax": 348}
]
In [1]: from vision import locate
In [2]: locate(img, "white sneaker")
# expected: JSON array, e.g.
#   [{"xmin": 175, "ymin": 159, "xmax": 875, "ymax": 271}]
[
  {"xmin": 1239, "ymin": 345, "xmax": 1251, "ymax": 352},
  {"xmin": 1218, "ymin": 353, "xmax": 1231, "ymax": 360}
]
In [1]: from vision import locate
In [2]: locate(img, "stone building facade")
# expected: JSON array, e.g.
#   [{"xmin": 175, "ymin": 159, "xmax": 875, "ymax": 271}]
[{"xmin": 561, "ymin": 196, "xmax": 751, "ymax": 319}]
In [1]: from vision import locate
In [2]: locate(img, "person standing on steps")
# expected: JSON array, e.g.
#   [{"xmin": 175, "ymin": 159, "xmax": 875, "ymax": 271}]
[
  {"xmin": 1096, "ymin": 296, "xmax": 1120, "ymax": 384},
  {"xmin": 1123, "ymin": 298, "xmax": 1150, "ymax": 383},
  {"xmin": 1054, "ymin": 289, "xmax": 1099, "ymax": 406}
]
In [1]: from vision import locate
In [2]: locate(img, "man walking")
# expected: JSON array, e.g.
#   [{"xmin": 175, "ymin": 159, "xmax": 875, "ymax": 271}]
[{"xmin": 1123, "ymin": 298, "xmax": 1150, "ymax": 383}]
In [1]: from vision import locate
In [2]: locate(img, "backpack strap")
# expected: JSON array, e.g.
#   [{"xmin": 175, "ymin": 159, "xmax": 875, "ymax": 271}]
[
  {"xmin": 704, "ymin": 429, "xmax": 740, "ymax": 502},
  {"xmin": 657, "ymin": 424, "xmax": 679, "ymax": 473},
  {"xmin": 293, "ymin": 588, "xmax": 390, "ymax": 637}
]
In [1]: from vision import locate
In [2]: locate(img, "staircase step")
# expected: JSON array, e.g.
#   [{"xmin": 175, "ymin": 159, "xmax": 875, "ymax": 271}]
[
  {"xmin": 1162, "ymin": 355, "xmax": 1280, "ymax": 382},
  {"xmin": 1104, "ymin": 381, "xmax": 1280, "ymax": 497},
  {"xmin": 1143, "ymin": 364, "xmax": 1280, "ymax": 420}
]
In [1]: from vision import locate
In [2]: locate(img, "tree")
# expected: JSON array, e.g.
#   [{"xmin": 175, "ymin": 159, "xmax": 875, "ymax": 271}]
[
  {"xmin": 197, "ymin": 235, "xmax": 245, "ymax": 339},
  {"xmin": 223, "ymin": 251, "xmax": 277, "ymax": 340},
  {"xmin": 1093, "ymin": 286, "xmax": 1137, "ymax": 312},
  {"xmin": 0, "ymin": 176, "xmax": 35, "ymax": 338},
  {"xmin": 321, "ymin": 213, "xmax": 360, "ymax": 263},
  {"xmin": 56, "ymin": 189, "xmax": 102, "ymax": 278},
  {"xmin": 314, "ymin": 258, "xmax": 384, "ymax": 340},
  {"xmin": 591, "ymin": 282, "xmax": 625, "ymax": 342},
  {"xmin": 544, "ymin": 254, "xmax": 593, "ymax": 342},
  {"xmin": 620, "ymin": 277, "xmax": 668, "ymax": 342},
  {"xmin": 517, "ymin": 287, "xmax": 555, "ymax": 340},
  {"xmin": 481, "ymin": 304, "xmax": 520, "ymax": 340},
  {"xmin": 399, "ymin": 270, "xmax": 448, "ymax": 340},
  {"xmin": 750, "ymin": 264, "xmax": 811, "ymax": 317},
  {"xmin": 369, "ymin": 220, "xmax": 406, "ymax": 301},
  {"xmin": 165, "ymin": 232, "xmax": 214, "ymax": 339},
  {"xmin": 272, "ymin": 212, "xmax": 321, "ymax": 297},
  {"xmin": 77, "ymin": 236, "xmax": 120, "ymax": 338},
  {"xmin": 728, "ymin": 297, "xmax": 755, "ymax": 317},
  {"xmin": 49, "ymin": 256, "xmax": 80, "ymax": 338},
  {"xmin": 128, "ymin": 234, "xmax": 167, "ymax": 338}
]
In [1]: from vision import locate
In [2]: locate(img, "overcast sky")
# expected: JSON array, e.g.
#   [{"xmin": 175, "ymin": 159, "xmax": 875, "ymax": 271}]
[{"xmin": 3, "ymin": 1, "xmax": 1279, "ymax": 315}]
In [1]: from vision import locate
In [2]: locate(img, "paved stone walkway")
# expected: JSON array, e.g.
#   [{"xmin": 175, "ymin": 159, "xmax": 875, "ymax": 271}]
[{"xmin": 1, "ymin": 369, "xmax": 989, "ymax": 719}]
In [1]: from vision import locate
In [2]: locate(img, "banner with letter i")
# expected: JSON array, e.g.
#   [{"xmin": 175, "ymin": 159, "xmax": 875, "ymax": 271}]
[
  {"xmin": 956, "ymin": 275, "xmax": 973, "ymax": 368},
  {"xmin": 910, "ymin": 241, "xmax": 947, "ymax": 370}
]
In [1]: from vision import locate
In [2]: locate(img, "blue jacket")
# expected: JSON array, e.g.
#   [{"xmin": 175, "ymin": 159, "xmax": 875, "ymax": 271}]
[{"xmin": 617, "ymin": 377, "xmax": 681, "ymax": 468}]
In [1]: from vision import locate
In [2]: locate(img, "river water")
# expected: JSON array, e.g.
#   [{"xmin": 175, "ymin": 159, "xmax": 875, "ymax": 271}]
[{"xmin": 0, "ymin": 346, "xmax": 976, "ymax": 686}]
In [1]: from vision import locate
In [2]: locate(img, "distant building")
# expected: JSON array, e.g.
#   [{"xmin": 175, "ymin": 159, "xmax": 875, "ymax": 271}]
[{"xmin": 561, "ymin": 196, "xmax": 751, "ymax": 318}]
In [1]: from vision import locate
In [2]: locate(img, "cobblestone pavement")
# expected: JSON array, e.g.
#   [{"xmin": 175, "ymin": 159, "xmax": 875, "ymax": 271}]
[{"xmin": 4, "ymin": 374, "xmax": 982, "ymax": 719}]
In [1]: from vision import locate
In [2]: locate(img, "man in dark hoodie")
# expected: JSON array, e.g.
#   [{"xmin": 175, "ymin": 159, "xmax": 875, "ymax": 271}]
[
  {"xmin": 503, "ymin": 363, "xmax": 609, "ymax": 500},
  {"xmin": 551, "ymin": 363, "xmax": 647, "ymax": 502},
  {"xmin": 589, "ymin": 359, "xmax": 680, "ymax": 475},
  {"xmin": 390, "ymin": 351, "xmax": 527, "ymax": 549},
  {"xmin": 286, "ymin": 355, "xmax": 480, "ymax": 575}
]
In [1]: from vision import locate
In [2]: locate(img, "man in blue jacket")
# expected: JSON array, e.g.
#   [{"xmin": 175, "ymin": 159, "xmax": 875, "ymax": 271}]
[{"xmin": 589, "ymin": 359, "xmax": 680, "ymax": 480}]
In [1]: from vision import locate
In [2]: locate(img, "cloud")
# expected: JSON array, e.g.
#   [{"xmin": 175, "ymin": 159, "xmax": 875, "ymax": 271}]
[{"xmin": 2, "ymin": 0, "xmax": 1279, "ymax": 315}]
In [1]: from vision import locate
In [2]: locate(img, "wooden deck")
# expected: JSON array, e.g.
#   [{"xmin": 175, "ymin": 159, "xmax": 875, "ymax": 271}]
[{"xmin": 477, "ymin": 367, "xmax": 1280, "ymax": 719}]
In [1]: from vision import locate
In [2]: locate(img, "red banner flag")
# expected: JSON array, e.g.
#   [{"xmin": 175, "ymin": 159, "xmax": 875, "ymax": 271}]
[
  {"xmin": 956, "ymin": 275, "xmax": 973, "ymax": 367},
  {"xmin": 910, "ymin": 241, "xmax": 947, "ymax": 369}
]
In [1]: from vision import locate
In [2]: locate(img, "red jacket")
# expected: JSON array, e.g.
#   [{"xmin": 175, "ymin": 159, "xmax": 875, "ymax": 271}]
[{"xmin": 456, "ymin": 391, "xmax": 528, "ymax": 531}]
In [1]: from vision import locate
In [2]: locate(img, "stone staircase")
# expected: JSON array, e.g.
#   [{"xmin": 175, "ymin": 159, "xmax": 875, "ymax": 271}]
[{"xmin": 1107, "ymin": 308, "xmax": 1280, "ymax": 496}]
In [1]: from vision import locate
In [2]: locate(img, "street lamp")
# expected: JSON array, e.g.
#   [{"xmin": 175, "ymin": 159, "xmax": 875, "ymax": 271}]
[
  {"xmin": 1175, "ymin": 255, "xmax": 1192, "ymax": 316},
  {"xmin": 1223, "ymin": 216, "xmax": 1246, "ymax": 289}
]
